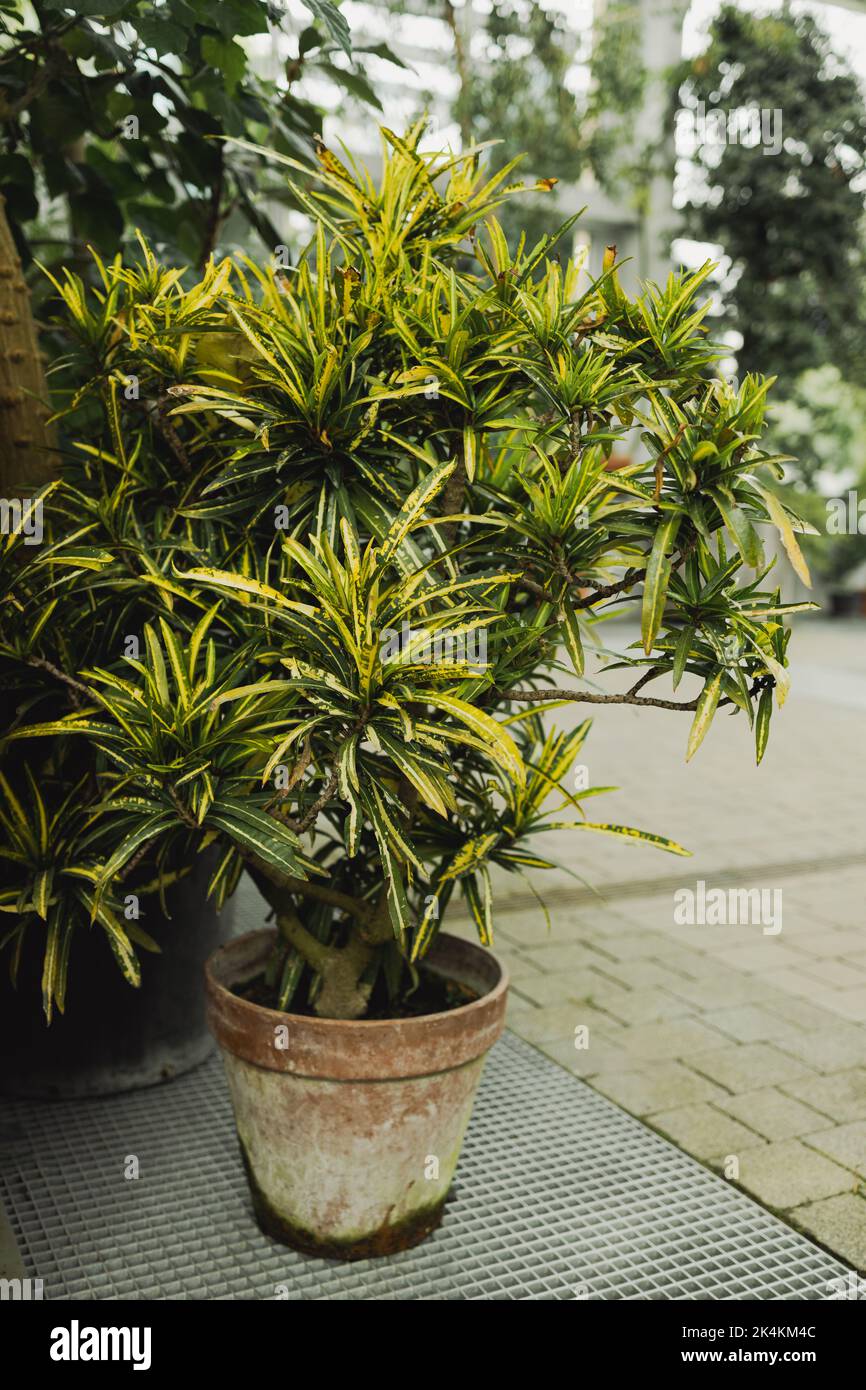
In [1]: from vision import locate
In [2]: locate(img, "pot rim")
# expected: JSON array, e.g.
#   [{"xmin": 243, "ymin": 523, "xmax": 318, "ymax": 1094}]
[
  {"xmin": 206, "ymin": 927, "xmax": 508, "ymax": 1031},
  {"xmin": 205, "ymin": 928, "xmax": 509, "ymax": 1080}
]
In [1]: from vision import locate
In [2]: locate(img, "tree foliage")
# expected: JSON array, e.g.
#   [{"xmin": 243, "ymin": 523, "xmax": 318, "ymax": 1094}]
[
  {"xmin": 0, "ymin": 0, "xmax": 393, "ymax": 272},
  {"xmin": 674, "ymin": 4, "xmax": 866, "ymax": 380},
  {"xmin": 1, "ymin": 124, "xmax": 814, "ymax": 1022},
  {"xmin": 386, "ymin": 0, "xmax": 645, "ymax": 250}
]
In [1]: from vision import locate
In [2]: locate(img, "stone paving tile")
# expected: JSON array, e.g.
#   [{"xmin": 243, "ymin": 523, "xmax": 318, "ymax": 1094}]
[
  {"xmin": 649, "ymin": 1103, "xmax": 765, "ymax": 1161},
  {"xmin": 661, "ymin": 975, "xmax": 770, "ymax": 1010},
  {"xmin": 653, "ymin": 942, "xmax": 763, "ymax": 979},
  {"xmin": 592, "ymin": 1062, "xmax": 729, "ymax": 1115},
  {"xmin": 708, "ymin": 943, "xmax": 811, "ymax": 973},
  {"xmin": 499, "ymin": 939, "xmax": 610, "ymax": 976},
  {"xmin": 702, "ymin": 1005, "xmax": 802, "ymax": 1044},
  {"xmin": 688, "ymin": 1042, "xmax": 814, "ymax": 1094},
  {"xmin": 765, "ymin": 997, "xmax": 854, "ymax": 1031},
  {"xmin": 581, "ymin": 959, "xmax": 690, "ymax": 992},
  {"xmin": 535, "ymin": 1035, "xmax": 633, "ymax": 1078},
  {"xmin": 582, "ymin": 930, "xmax": 682, "ymax": 962},
  {"xmin": 782, "ymin": 1069, "xmax": 866, "ymax": 1125},
  {"xmin": 496, "ymin": 917, "xmax": 581, "ymax": 948},
  {"xmin": 716, "ymin": 1088, "xmax": 830, "ymax": 1142},
  {"xmin": 506, "ymin": 1002, "xmax": 622, "ymax": 1047},
  {"xmin": 733, "ymin": 1140, "xmax": 856, "ymax": 1210},
  {"xmin": 803, "ymin": 1122, "xmax": 866, "ymax": 1179},
  {"xmin": 521, "ymin": 942, "xmax": 635, "ymax": 975},
  {"xmin": 797, "ymin": 959, "xmax": 866, "ymax": 990},
  {"xmin": 762, "ymin": 967, "xmax": 839, "ymax": 999},
  {"xmin": 823, "ymin": 989, "xmax": 866, "ymax": 1023},
  {"xmin": 774, "ymin": 1025, "xmax": 866, "ymax": 1073},
  {"xmin": 491, "ymin": 952, "xmax": 547, "ymax": 983},
  {"xmin": 790, "ymin": 1195, "xmax": 866, "ymax": 1273},
  {"xmin": 512, "ymin": 967, "xmax": 631, "ymax": 1012},
  {"xmin": 616, "ymin": 1018, "xmax": 731, "ymax": 1061},
  {"xmin": 792, "ymin": 931, "xmax": 866, "ymax": 959},
  {"xmin": 695, "ymin": 926, "xmax": 772, "ymax": 951},
  {"xmin": 504, "ymin": 995, "xmax": 536, "ymax": 1024},
  {"xmin": 594, "ymin": 986, "xmax": 697, "ymax": 1025}
]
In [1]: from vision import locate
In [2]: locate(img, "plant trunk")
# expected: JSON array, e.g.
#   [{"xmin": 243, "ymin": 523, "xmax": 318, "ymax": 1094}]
[{"xmin": 0, "ymin": 193, "xmax": 56, "ymax": 495}]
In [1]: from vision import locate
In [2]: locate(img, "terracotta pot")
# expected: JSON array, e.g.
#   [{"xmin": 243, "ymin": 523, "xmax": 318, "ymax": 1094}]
[{"xmin": 205, "ymin": 928, "xmax": 508, "ymax": 1261}]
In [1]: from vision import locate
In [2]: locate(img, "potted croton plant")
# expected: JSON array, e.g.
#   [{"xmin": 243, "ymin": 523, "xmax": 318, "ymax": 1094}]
[{"xmin": 1, "ymin": 125, "xmax": 814, "ymax": 1256}]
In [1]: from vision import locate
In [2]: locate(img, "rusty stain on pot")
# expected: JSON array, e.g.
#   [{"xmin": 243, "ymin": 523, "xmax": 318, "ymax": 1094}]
[
  {"xmin": 205, "ymin": 930, "xmax": 508, "ymax": 1261},
  {"xmin": 238, "ymin": 1138, "xmax": 448, "ymax": 1261}
]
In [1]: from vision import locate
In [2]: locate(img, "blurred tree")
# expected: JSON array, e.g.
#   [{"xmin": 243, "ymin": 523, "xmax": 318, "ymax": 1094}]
[
  {"xmin": 0, "ymin": 0, "xmax": 392, "ymax": 490},
  {"xmin": 768, "ymin": 365, "xmax": 866, "ymax": 587},
  {"xmin": 468, "ymin": 0, "xmax": 645, "ymax": 247},
  {"xmin": 469, "ymin": 1, "xmax": 644, "ymax": 188},
  {"xmin": 377, "ymin": 0, "xmax": 645, "ymax": 250},
  {"xmin": 674, "ymin": 4, "xmax": 866, "ymax": 381},
  {"xmin": 769, "ymin": 365, "xmax": 866, "ymax": 494}
]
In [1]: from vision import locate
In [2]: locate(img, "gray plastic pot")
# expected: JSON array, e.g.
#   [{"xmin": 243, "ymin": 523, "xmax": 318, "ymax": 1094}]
[{"xmin": 0, "ymin": 854, "xmax": 235, "ymax": 1099}]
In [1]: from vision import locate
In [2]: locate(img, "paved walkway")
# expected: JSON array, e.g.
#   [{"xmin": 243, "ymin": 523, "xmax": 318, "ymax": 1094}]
[{"xmin": 454, "ymin": 619, "xmax": 866, "ymax": 1273}]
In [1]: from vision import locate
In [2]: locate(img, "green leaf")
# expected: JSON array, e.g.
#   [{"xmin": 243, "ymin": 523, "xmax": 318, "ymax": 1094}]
[
  {"xmin": 206, "ymin": 799, "xmax": 302, "ymax": 876},
  {"xmin": 378, "ymin": 458, "xmax": 456, "ymax": 567},
  {"xmin": 752, "ymin": 482, "xmax": 812, "ymax": 588},
  {"xmin": 364, "ymin": 787, "xmax": 414, "ymax": 944},
  {"xmin": 96, "ymin": 815, "xmax": 177, "ymax": 891},
  {"xmin": 424, "ymin": 693, "xmax": 525, "ymax": 787},
  {"xmin": 97, "ymin": 910, "xmax": 142, "ymax": 989},
  {"xmin": 571, "ymin": 823, "xmax": 690, "ymax": 856},
  {"xmin": 641, "ymin": 514, "xmax": 681, "ymax": 655},
  {"xmin": 48, "ymin": 547, "xmax": 115, "ymax": 569},
  {"xmin": 41, "ymin": 913, "xmax": 62, "ymax": 1023},
  {"xmin": 201, "ymin": 36, "xmax": 247, "ymax": 95},
  {"xmin": 755, "ymin": 685, "xmax": 773, "ymax": 765},
  {"xmin": 276, "ymin": 945, "xmax": 305, "ymax": 1011},
  {"xmin": 464, "ymin": 866, "xmax": 493, "ymax": 947},
  {"xmin": 143, "ymin": 623, "xmax": 170, "ymax": 706},
  {"xmin": 411, "ymin": 891, "xmax": 441, "ymax": 962},
  {"xmin": 672, "ymin": 624, "xmax": 695, "ymax": 690},
  {"xmin": 711, "ymin": 493, "xmax": 764, "ymax": 568},
  {"xmin": 304, "ymin": 0, "xmax": 352, "ymax": 57},
  {"xmin": 560, "ymin": 603, "xmax": 584, "ymax": 677},
  {"xmin": 686, "ymin": 671, "xmax": 723, "ymax": 762}
]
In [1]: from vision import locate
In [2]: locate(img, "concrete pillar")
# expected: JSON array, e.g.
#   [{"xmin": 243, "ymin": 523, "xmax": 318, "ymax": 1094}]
[{"xmin": 636, "ymin": 0, "xmax": 689, "ymax": 284}]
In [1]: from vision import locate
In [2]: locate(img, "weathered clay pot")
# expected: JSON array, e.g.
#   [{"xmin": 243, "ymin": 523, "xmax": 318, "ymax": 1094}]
[{"xmin": 205, "ymin": 928, "xmax": 508, "ymax": 1260}]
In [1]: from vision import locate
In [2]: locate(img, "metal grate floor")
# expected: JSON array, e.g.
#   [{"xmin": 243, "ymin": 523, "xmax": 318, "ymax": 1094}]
[{"xmin": 0, "ymin": 1032, "xmax": 854, "ymax": 1301}]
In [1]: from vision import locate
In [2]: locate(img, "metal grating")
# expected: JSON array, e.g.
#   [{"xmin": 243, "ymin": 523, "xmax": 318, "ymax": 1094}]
[{"xmin": 0, "ymin": 1032, "xmax": 855, "ymax": 1301}]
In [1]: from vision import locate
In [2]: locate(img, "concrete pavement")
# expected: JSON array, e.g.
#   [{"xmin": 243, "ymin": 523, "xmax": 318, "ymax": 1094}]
[{"xmin": 459, "ymin": 618, "xmax": 866, "ymax": 1271}]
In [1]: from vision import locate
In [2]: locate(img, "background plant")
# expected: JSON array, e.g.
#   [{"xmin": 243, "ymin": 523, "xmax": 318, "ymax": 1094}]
[
  {"xmin": 673, "ymin": 3, "xmax": 866, "ymax": 382},
  {"xmin": 1, "ymin": 125, "xmax": 815, "ymax": 1023},
  {"xmin": 0, "ymin": 0, "xmax": 393, "ymax": 490},
  {"xmin": 375, "ymin": 0, "xmax": 645, "ymax": 252}
]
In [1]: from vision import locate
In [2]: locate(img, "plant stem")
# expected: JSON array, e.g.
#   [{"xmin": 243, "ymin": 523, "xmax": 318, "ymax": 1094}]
[
  {"xmin": 500, "ymin": 686, "xmax": 700, "ymax": 712},
  {"xmin": 25, "ymin": 656, "xmax": 93, "ymax": 702},
  {"xmin": 290, "ymin": 764, "xmax": 340, "ymax": 834},
  {"xmin": 572, "ymin": 568, "xmax": 643, "ymax": 609},
  {"xmin": 245, "ymin": 857, "xmax": 373, "ymax": 925},
  {"xmin": 275, "ymin": 908, "xmax": 331, "ymax": 973},
  {"xmin": 244, "ymin": 860, "xmax": 376, "ymax": 1017}
]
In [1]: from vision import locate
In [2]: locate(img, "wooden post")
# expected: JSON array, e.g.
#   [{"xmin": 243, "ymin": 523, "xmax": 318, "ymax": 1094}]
[{"xmin": 0, "ymin": 194, "xmax": 56, "ymax": 495}]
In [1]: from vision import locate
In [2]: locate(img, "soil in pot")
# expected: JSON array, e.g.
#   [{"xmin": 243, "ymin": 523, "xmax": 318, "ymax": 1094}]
[{"xmin": 238, "ymin": 960, "xmax": 479, "ymax": 1019}]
